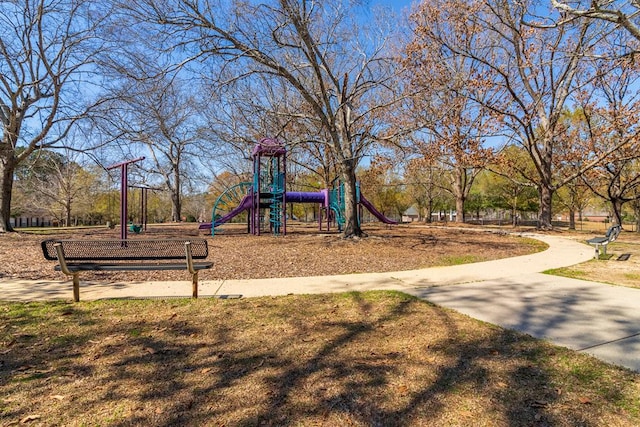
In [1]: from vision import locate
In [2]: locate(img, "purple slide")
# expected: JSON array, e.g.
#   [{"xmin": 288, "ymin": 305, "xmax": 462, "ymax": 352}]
[
  {"xmin": 198, "ymin": 194, "xmax": 253, "ymax": 230},
  {"xmin": 360, "ymin": 195, "xmax": 398, "ymax": 224}
]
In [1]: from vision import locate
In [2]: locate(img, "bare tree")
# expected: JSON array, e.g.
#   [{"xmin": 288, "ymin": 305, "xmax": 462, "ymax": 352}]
[
  {"xmin": 16, "ymin": 149, "xmax": 93, "ymax": 226},
  {"xmin": 408, "ymin": 0, "xmax": 616, "ymax": 229},
  {"xmin": 200, "ymin": 71, "xmax": 337, "ymax": 188},
  {"xmin": 404, "ymin": 158, "xmax": 451, "ymax": 222},
  {"xmin": 555, "ymin": 179, "xmax": 593, "ymax": 230},
  {"xmin": 139, "ymin": 82, "xmax": 204, "ymax": 222},
  {"xmin": 401, "ymin": 41, "xmax": 496, "ymax": 223},
  {"xmin": 0, "ymin": 0, "xmax": 106, "ymax": 232},
  {"xmin": 552, "ymin": 0, "xmax": 640, "ymax": 44},
  {"xmin": 561, "ymin": 51, "xmax": 640, "ymax": 227},
  {"xmin": 97, "ymin": 74, "xmax": 207, "ymax": 222},
  {"xmin": 630, "ymin": 187, "xmax": 640, "ymax": 232},
  {"xmin": 123, "ymin": 0, "xmax": 402, "ymax": 237}
]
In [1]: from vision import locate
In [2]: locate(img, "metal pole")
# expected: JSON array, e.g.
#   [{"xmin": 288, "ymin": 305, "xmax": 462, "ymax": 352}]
[
  {"xmin": 106, "ymin": 157, "xmax": 144, "ymax": 240},
  {"xmin": 256, "ymin": 155, "xmax": 261, "ymax": 236},
  {"xmin": 142, "ymin": 188, "xmax": 148, "ymax": 231},
  {"xmin": 283, "ymin": 153, "xmax": 287, "ymax": 236},
  {"xmin": 121, "ymin": 164, "xmax": 128, "ymax": 240}
]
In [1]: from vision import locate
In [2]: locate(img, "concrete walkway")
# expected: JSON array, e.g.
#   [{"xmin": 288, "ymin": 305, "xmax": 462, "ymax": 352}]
[{"xmin": 2, "ymin": 233, "xmax": 639, "ymax": 372}]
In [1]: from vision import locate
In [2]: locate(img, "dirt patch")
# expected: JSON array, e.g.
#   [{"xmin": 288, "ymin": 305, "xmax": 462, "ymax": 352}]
[{"xmin": 0, "ymin": 223, "xmax": 546, "ymax": 282}]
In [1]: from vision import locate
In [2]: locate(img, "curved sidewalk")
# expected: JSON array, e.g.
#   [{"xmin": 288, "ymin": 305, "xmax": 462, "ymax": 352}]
[{"xmin": 2, "ymin": 233, "xmax": 639, "ymax": 372}]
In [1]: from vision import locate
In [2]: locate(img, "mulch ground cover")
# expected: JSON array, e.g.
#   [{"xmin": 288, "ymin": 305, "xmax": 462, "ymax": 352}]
[{"xmin": 0, "ymin": 222, "xmax": 546, "ymax": 282}]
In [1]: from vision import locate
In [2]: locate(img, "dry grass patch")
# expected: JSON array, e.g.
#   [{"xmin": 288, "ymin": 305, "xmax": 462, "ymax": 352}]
[
  {"xmin": 546, "ymin": 231, "xmax": 640, "ymax": 289},
  {"xmin": 1, "ymin": 292, "xmax": 639, "ymax": 426}
]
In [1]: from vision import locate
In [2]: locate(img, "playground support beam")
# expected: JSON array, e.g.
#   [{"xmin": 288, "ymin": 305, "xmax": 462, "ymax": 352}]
[
  {"xmin": 106, "ymin": 157, "xmax": 145, "ymax": 240},
  {"xmin": 130, "ymin": 185, "xmax": 163, "ymax": 232}
]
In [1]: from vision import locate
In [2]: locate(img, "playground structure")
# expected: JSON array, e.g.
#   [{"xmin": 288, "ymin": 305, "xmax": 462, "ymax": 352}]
[
  {"xmin": 199, "ymin": 138, "xmax": 397, "ymax": 235},
  {"xmin": 106, "ymin": 157, "xmax": 145, "ymax": 240},
  {"xmin": 128, "ymin": 184, "xmax": 164, "ymax": 233},
  {"xmin": 106, "ymin": 157, "xmax": 163, "ymax": 237}
]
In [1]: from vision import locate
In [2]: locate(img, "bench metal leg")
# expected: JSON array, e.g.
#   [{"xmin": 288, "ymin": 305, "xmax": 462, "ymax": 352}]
[
  {"xmin": 191, "ymin": 271, "xmax": 198, "ymax": 298},
  {"xmin": 185, "ymin": 241, "xmax": 198, "ymax": 299},
  {"xmin": 72, "ymin": 274, "xmax": 80, "ymax": 302},
  {"xmin": 593, "ymin": 243, "xmax": 609, "ymax": 259},
  {"xmin": 192, "ymin": 272, "xmax": 198, "ymax": 299},
  {"xmin": 54, "ymin": 243, "xmax": 81, "ymax": 302}
]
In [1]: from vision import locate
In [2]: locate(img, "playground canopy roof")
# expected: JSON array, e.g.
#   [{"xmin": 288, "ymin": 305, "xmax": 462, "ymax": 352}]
[{"xmin": 252, "ymin": 138, "xmax": 286, "ymax": 157}]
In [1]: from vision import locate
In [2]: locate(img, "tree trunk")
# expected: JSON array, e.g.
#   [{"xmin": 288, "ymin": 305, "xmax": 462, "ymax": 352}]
[
  {"xmin": 65, "ymin": 197, "xmax": 72, "ymax": 228},
  {"xmin": 171, "ymin": 171, "xmax": 181, "ymax": 222},
  {"xmin": 568, "ymin": 209, "xmax": 576, "ymax": 230},
  {"xmin": 452, "ymin": 167, "xmax": 466, "ymax": 223},
  {"xmin": 0, "ymin": 155, "xmax": 16, "ymax": 232},
  {"xmin": 416, "ymin": 201, "xmax": 424, "ymax": 222},
  {"xmin": 611, "ymin": 199, "xmax": 624, "ymax": 226},
  {"xmin": 633, "ymin": 201, "xmax": 640, "ymax": 233},
  {"xmin": 171, "ymin": 192, "xmax": 181, "ymax": 222},
  {"xmin": 340, "ymin": 159, "xmax": 364, "ymax": 238},
  {"xmin": 455, "ymin": 196, "xmax": 465, "ymax": 223},
  {"xmin": 538, "ymin": 185, "xmax": 553, "ymax": 230}
]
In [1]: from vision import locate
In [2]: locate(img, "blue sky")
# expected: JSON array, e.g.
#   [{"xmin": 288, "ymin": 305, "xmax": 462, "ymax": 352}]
[{"xmin": 374, "ymin": 0, "xmax": 415, "ymax": 12}]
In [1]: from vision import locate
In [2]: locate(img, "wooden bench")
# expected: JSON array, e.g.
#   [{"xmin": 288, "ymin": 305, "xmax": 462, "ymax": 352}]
[
  {"xmin": 586, "ymin": 225, "xmax": 621, "ymax": 259},
  {"xmin": 41, "ymin": 239, "xmax": 213, "ymax": 302}
]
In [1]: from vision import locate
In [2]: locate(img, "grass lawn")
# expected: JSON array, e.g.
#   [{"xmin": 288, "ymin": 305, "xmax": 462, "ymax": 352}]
[
  {"xmin": 1, "ymin": 292, "xmax": 639, "ymax": 426},
  {"xmin": 545, "ymin": 231, "xmax": 640, "ymax": 289}
]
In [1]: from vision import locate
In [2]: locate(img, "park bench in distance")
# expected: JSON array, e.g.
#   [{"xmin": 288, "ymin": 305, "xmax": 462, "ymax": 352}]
[
  {"xmin": 41, "ymin": 239, "xmax": 213, "ymax": 302},
  {"xmin": 586, "ymin": 224, "xmax": 621, "ymax": 260}
]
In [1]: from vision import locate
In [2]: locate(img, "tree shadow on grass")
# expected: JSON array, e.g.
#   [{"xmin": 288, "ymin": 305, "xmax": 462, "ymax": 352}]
[{"xmin": 1, "ymin": 293, "xmax": 637, "ymax": 426}]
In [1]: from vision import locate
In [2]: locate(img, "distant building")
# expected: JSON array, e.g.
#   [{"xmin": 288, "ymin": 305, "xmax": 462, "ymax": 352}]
[
  {"xmin": 402, "ymin": 206, "xmax": 420, "ymax": 222},
  {"xmin": 10, "ymin": 208, "xmax": 55, "ymax": 228}
]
